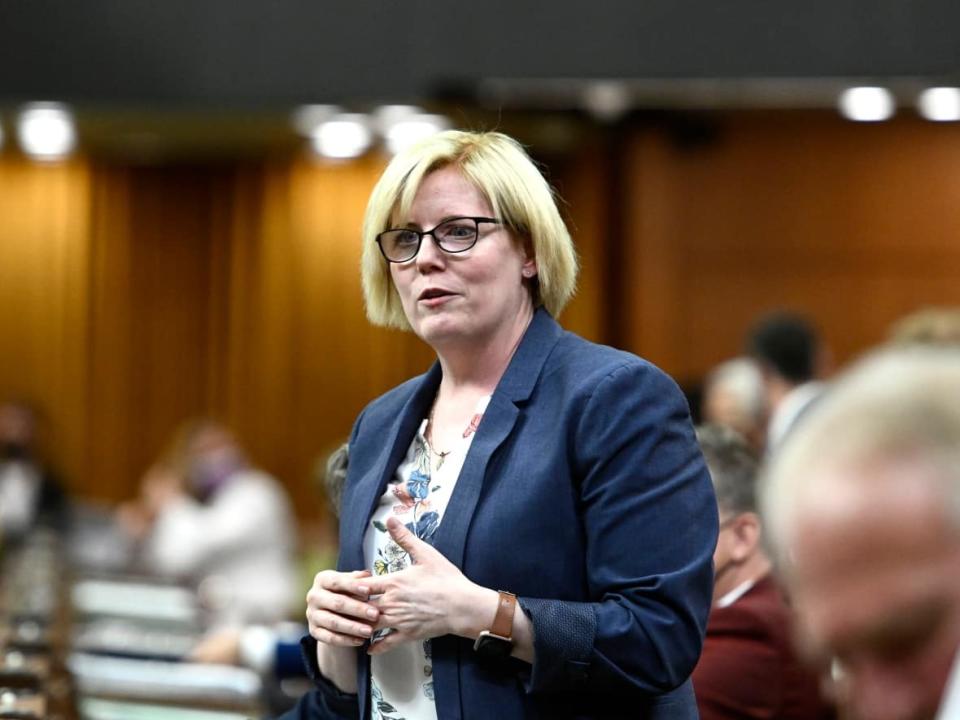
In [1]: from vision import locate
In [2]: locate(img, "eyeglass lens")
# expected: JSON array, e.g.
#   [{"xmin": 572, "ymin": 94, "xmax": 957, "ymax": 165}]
[{"xmin": 378, "ymin": 217, "xmax": 483, "ymax": 262}]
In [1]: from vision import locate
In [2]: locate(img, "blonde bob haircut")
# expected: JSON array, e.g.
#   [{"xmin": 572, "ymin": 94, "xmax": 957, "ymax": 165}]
[{"xmin": 361, "ymin": 130, "xmax": 579, "ymax": 329}]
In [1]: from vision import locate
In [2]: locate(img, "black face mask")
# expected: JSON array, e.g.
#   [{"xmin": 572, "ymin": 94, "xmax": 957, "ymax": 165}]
[{"xmin": 0, "ymin": 442, "xmax": 28, "ymax": 461}]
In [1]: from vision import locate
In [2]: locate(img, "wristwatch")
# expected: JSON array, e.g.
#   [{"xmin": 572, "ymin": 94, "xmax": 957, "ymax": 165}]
[{"xmin": 473, "ymin": 590, "xmax": 516, "ymax": 660}]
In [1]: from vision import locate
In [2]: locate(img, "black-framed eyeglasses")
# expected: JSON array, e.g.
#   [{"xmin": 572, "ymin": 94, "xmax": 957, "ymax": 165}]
[{"xmin": 376, "ymin": 216, "xmax": 501, "ymax": 263}]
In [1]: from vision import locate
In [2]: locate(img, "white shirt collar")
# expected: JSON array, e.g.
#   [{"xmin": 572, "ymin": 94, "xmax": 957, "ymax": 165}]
[
  {"xmin": 716, "ymin": 578, "xmax": 757, "ymax": 609},
  {"xmin": 767, "ymin": 381, "xmax": 823, "ymax": 450}
]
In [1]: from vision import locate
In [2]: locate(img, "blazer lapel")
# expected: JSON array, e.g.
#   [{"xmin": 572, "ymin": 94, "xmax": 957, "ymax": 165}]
[
  {"xmin": 340, "ymin": 363, "xmax": 442, "ymax": 571},
  {"xmin": 432, "ymin": 307, "xmax": 564, "ymax": 567},
  {"xmin": 430, "ymin": 394, "xmax": 517, "ymax": 565}
]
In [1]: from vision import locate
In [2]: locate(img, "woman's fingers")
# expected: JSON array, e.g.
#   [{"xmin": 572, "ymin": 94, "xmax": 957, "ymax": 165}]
[
  {"xmin": 305, "ymin": 569, "xmax": 380, "ymax": 648},
  {"xmin": 308, "ymin": 570, "xmax": 379, "ymax": 620},
  {"xmin": 307, "ymin": 586, "xmax": 379, "ymax": 621},
  {"xmin": 307, "ymin": 607, "xmax": 374, "ymax": 645}
]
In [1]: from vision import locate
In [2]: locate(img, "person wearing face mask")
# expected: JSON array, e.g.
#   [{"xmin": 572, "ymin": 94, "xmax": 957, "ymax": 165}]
[
  {"xmin": 692, "ymin": 424, "xmax": 833, "ymax": 720},
  {"xmin": 0, "ymin": 400, "xmax": 70, "ymax": 544},
  {"xmin": 121, "ymin": 419, "xmax": 298, "ymax": 629}
]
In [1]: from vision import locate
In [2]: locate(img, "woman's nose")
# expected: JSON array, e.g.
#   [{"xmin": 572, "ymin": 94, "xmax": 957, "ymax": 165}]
[{"xmin": 414, "ymin": 233, "xmax": 445, "ymax": 270}]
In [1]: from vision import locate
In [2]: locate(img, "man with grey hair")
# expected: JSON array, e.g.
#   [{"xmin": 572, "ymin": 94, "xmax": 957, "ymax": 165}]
[
  {"xmin": 692, "ymin": 425, "xmax": 830, "ymax": 720},
  {"xmin": 701, "ymin": 358, "xmax": 767, "ymax": 453},
  {"xmin": 761, "ymin": 348, "xmax": 960, "ymax": 720}
]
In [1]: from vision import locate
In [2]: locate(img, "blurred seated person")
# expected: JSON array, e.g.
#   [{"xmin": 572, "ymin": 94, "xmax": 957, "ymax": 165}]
[
  {"xmin": 190, "ymin": 442, "xmax": 349, "ymax": 681},
  {"xmin": 692, "ymin": 424, "xmax": 833, "ymax": 720},
  {"xmin": 118, "ymin": 419, "xmax": 298, "ymax": 628},
  {"xmin": 0, "ymin": 400, "xmax": 70, "ymax": 543},
  {"xmin": 746, "ymin": 311, "xmax": 828, "ymax": 452},
  {"xmin": 888, "ymin": 306, "xmax": 960, "ymax": 348},
  {"xmin": 701, "ymin": 357, "xmax": 767, "ymax": 452}
]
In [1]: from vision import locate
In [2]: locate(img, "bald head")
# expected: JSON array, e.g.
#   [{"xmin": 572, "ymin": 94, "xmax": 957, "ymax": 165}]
[{"xmin": 760, "ymin": 348, "xmax": 960, "ymax": 720}]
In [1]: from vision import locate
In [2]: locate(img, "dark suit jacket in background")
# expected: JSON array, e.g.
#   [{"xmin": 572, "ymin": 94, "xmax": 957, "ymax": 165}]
[
  {"xmin": 284, "ymin": 309, "xmax": 718, "ymax": 719},
  {"xmin": 693, "ymin": 574, "xmax": 835, "ymax": 720}
]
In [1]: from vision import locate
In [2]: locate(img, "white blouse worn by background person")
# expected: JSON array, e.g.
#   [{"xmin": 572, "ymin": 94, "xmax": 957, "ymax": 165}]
[
  {"xmin": 143, "ymin": 467, "xmax": 298, "ymax": 628},
  {"xmin": 0, "ymin": 461, "xmax": 40, "ymax": 536}
]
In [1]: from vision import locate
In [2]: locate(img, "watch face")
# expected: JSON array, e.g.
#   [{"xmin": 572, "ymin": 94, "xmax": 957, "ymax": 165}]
[{"xmin": 474, "ymin": 632, "xmax": 512, "ymax": 661}]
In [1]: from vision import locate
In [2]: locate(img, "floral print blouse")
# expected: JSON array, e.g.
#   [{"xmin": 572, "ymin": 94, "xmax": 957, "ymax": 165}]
[{"xmin": 362, "ymin": 397, "xmax": 490, "ymax": 720}]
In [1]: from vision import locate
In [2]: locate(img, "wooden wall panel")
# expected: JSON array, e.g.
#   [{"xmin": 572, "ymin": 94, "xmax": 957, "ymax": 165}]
[
  {"xmin": 0, "ymin": 156, "xmax": 91, "ymax": 488},
  {"xmin": 549, "ymin": 137, "xmax": 609, "ymax": 344},
  {"xmin": 622, "ymin": 112, "xmax": 960, "ymax": 384},
  {"xmin": 85, "ymin": 165, "xmax": 230, "ymax": 500}
]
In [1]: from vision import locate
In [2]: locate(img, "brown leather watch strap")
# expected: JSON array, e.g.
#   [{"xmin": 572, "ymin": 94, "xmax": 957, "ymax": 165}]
[{"xmin": 490, "ymin": 590, "xmax": 516, "ymax": 640}]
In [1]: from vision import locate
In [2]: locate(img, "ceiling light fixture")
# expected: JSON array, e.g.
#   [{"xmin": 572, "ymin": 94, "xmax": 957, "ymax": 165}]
[
  {"xmin": 383, "ymin": 114, "xmax": 450, "ymax": 155},
  {"xmin": 311, "ymin": 114, "xmax": 373, "ymax": 159},
  {"xmin": 17, "ymin": 103, "xmax": 77, "ymax": 160},
  {"xmin": 917, "ymin": 87, "xmax": 960, "ymax": 122},
  {"xmin": 291, "ymin": 105, "xmax": 342, "ymax": 137},
  {"xmin": 838, "ymin": 87, "xmax": 895, "ymax": 122}
]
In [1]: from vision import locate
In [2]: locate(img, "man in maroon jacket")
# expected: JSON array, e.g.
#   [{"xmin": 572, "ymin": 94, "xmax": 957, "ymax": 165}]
[{"xmin": 693, "ymin": 425, "xmax": 833, "ymax": 720}]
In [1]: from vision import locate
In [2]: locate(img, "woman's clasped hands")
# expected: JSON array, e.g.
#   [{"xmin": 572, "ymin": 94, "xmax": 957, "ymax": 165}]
[{"xmin": 307, "ymin": 516, "xmax": 488, "ymax": 655}]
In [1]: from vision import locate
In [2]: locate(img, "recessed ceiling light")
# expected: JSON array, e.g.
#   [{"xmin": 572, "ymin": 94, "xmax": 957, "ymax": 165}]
[
  {"xmin": 917, "ymin": 87, "xmax": 960, "ymax": 122},
  {"xmin": 17, "ymin": 103, "xmax": 77, "ymax": 160},
  {"xmin": 384, "ymin": 114, "xmax": 451, "ymax": 155},
  {"xmin": 311, "ymin": 114, "xmax": 373, "ymax": 159},
  {"xmin": 372, "ymin": 105, "xmax": 423, "ymax": 133},
  {"xmin": 291, "ymin": 105, "xmax": 342, "ymax": 137},
  {"xmin": 838, "ymin": 87, "xmax": 895, "ymax": 122},
  {"xmin": 582, "ymin": 81, "xmax": 631, "ymax": 122}
]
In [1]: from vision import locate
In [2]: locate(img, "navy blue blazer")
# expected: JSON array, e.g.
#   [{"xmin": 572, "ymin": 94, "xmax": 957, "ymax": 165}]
[{"xmin": 285, "ymin": 309, "xmax": 718, "ymax": 719}]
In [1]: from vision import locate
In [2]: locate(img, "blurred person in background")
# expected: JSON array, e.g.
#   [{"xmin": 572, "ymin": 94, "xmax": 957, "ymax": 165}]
[
  {"xmin": 287, "ymin": 130, "xmax": 717, "ymax": 720},
  {"xmin": 746, "ymin": 311, "xmax": 827, "ymax": 452},
  {"xmin": 701, "ymin": 357, "xmax": 767, "ymax": 452},
  {"xmin": 692, "ymin": 424, "xmax": 833, "ymax": 720},
  {"xmin": 888, "ymin": 306, "xmax": 960, "ymax": 348},
  {"xmin": 761, "ymin": 348, "xmax": 960, "ymax": 720},
  {"xmin": 0, "ymin": 399, "xmax": 70, "ymax": 544},
  {"xmin": 118, "ymin": 419, "xmax": 298, "ymax": 629},
  {"xmin": 190, "ymin": 442, "xmax": 349, "ymax": 684}
]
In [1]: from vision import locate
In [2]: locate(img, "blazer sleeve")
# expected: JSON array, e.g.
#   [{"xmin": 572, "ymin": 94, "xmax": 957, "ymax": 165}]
[{"xmin": 518, "ymin": 361, "xmax": 718, "ymax": 695}]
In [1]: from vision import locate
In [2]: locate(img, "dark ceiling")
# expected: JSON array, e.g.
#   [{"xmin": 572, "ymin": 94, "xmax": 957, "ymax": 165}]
[
  {"xmin": 1, "ymin": 1, "xmax": 958, "ymax": 160},
  {"xmin": 2, "ymin": 0, "xmax": 959, "ymax": 108}
]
